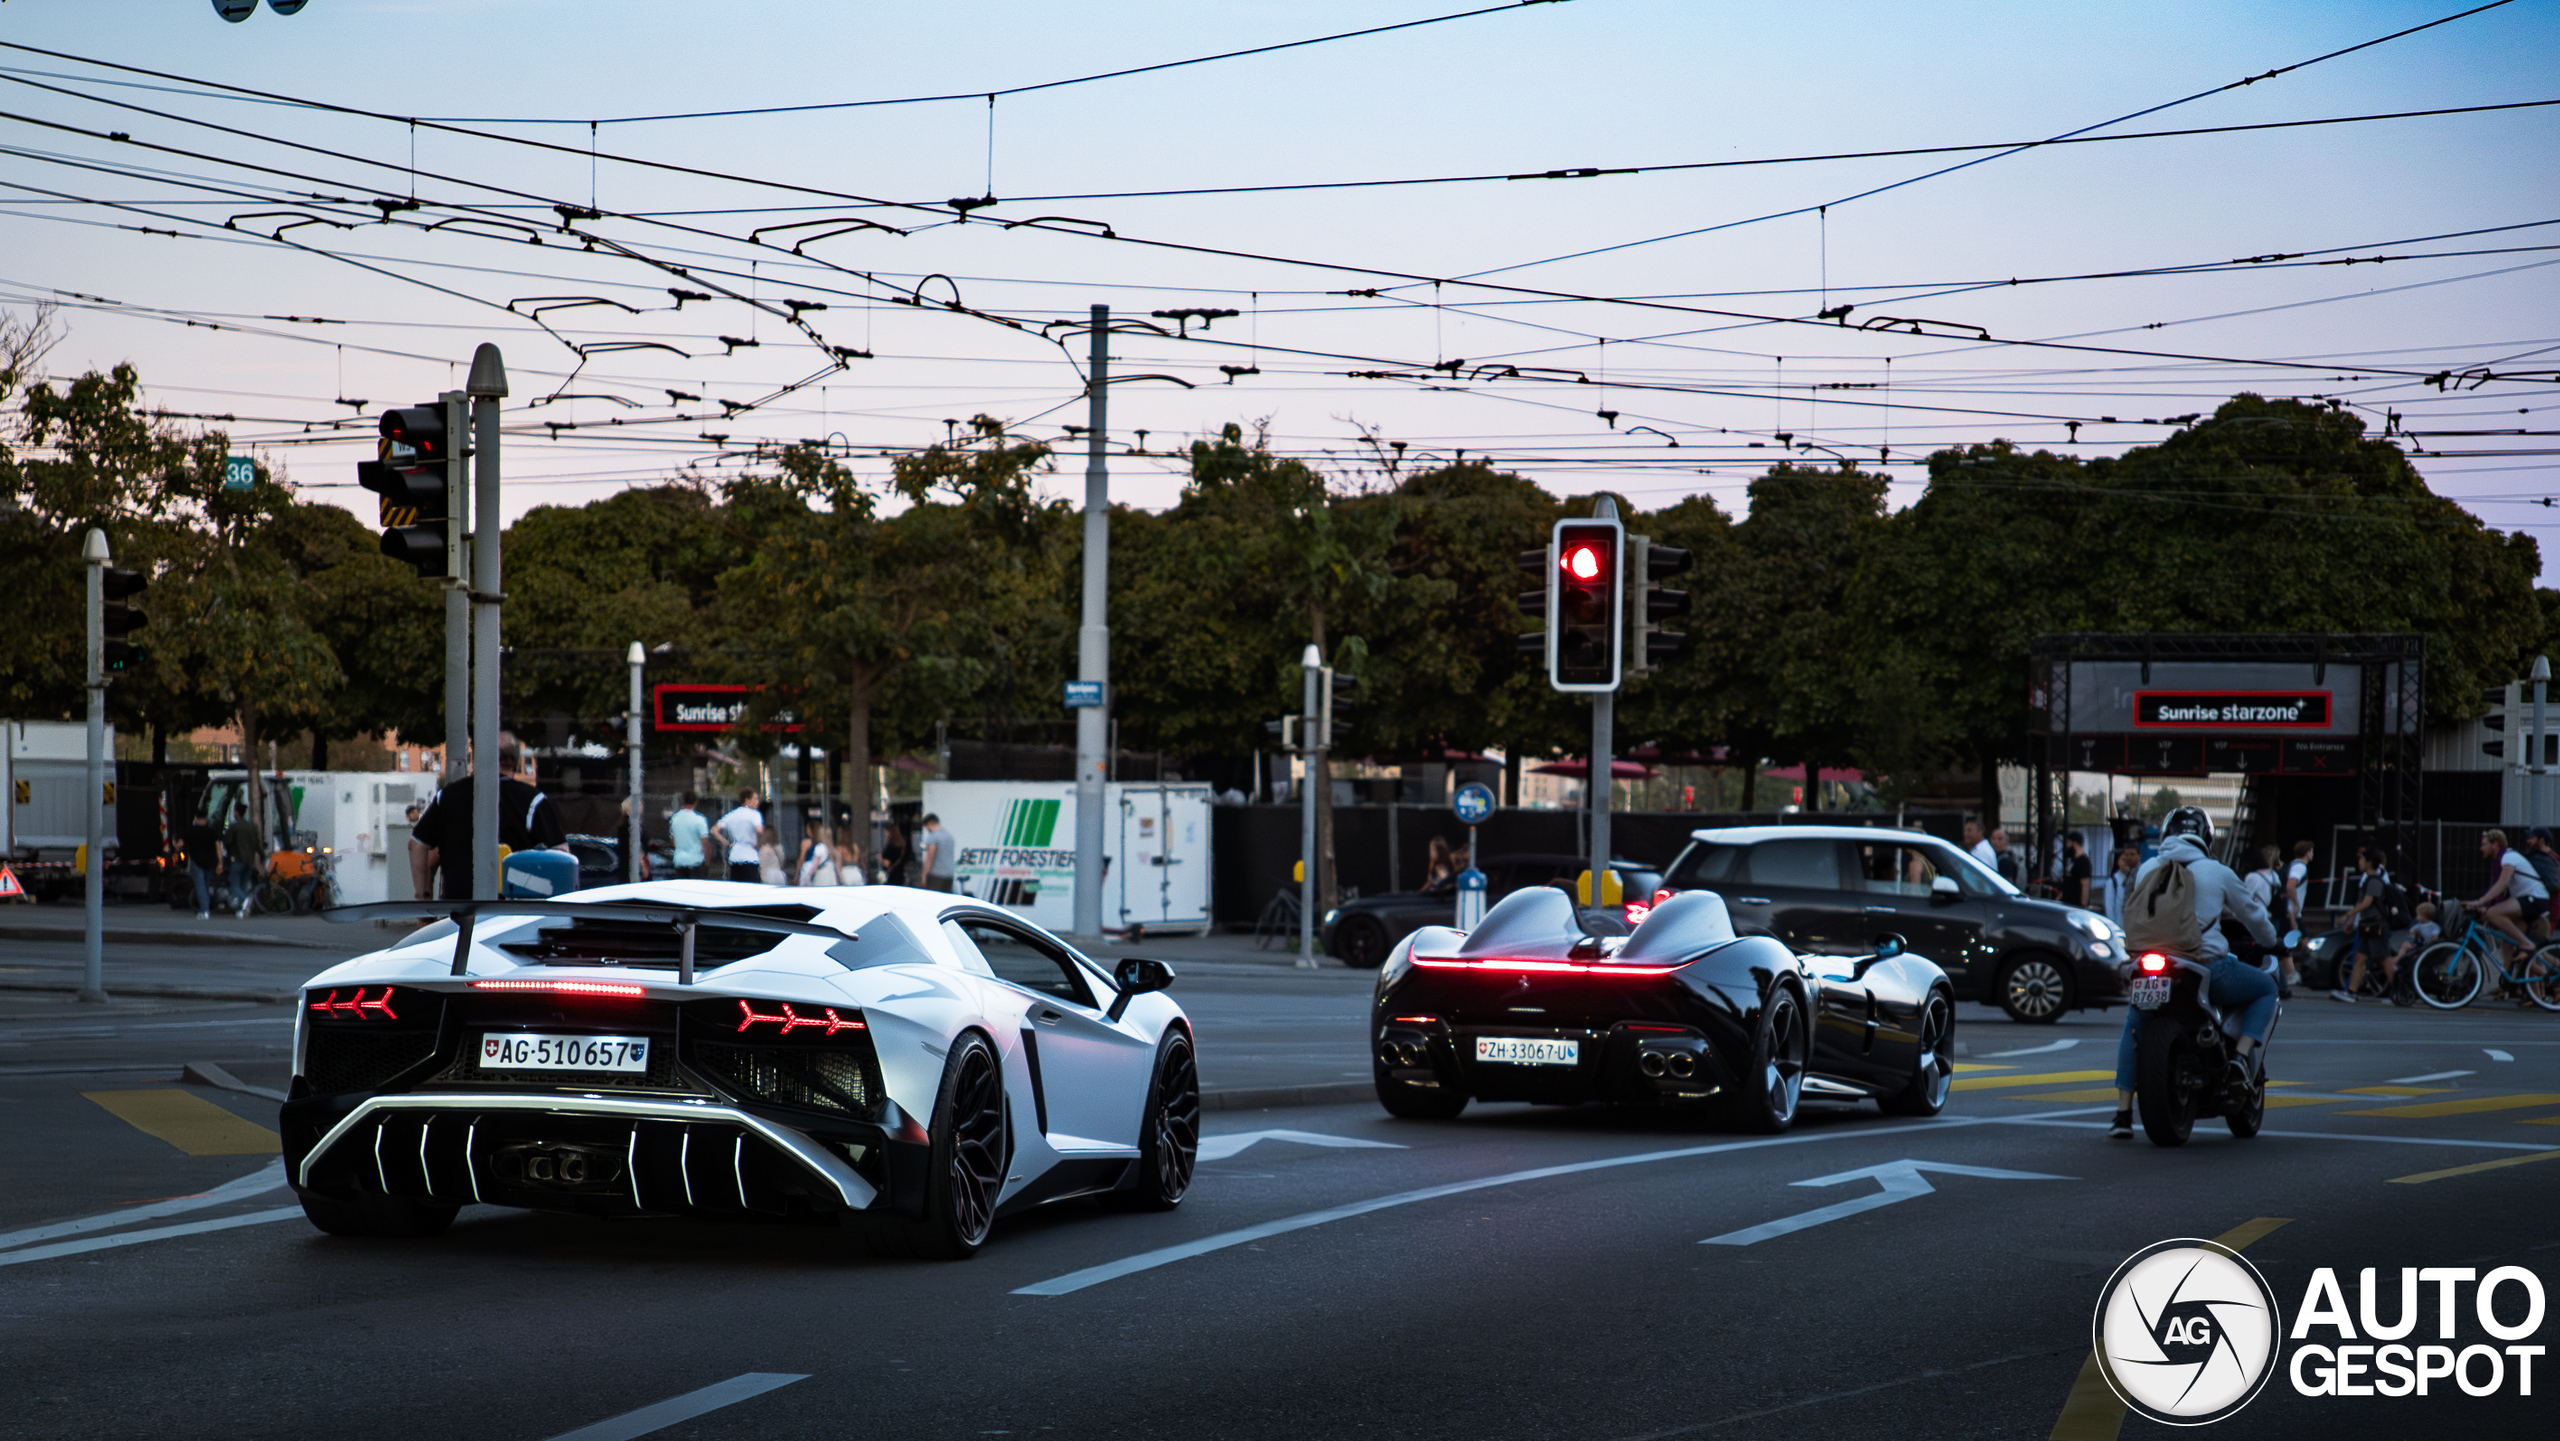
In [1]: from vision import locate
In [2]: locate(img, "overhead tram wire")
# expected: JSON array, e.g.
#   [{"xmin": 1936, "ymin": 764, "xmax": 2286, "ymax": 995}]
[
  {"xmin": 8, "ymin": 46, "xmax": 2552, "ymax": 390},
  {"xmin": 1453, "ymin": 0, "xmax": 2528, "ymax": 280}
]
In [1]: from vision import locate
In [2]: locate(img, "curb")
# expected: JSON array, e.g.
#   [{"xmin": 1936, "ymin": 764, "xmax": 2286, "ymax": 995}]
[
  {"xmin": 0, "ymin": 980, "xmax": 295, "ymax": 1004},
  {"xmin": 1199, "ymin": 1081, "xmax": 1372, "ymax": 1112},
  {"xmin": 182, "ymin": 1061, "xmax": 288, "ymax": 1102},
  {"xmin": 0, "ymin": 923, "xmax": 348, "ymax": 952}
]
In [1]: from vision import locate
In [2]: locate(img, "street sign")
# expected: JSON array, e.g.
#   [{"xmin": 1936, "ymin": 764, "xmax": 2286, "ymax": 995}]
[
  {"xmin": 1064, "ymin": 680, "xmax": 1105, "ymax": 709},
  {"xmin": 1452, "ymin": 781, "xmax": 1495, "ymax": 825},
  {"xmin": 222, "ymin": 455, "xmax": 256, "ymax": 491}
]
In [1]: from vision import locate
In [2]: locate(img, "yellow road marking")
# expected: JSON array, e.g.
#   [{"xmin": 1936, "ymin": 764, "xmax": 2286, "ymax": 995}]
[
  {"xmin": 2341, "ymin": 1085, "xmax": 2453, "ymax": 1096},
  {"xmin": 1953, "ymin": 1069, "xmax": 2115, "ymax": 1092},
  {"xmin": 2341, "ymin": 1092, "xmax": 2560, "ymax": 1119},
  {"xmin": 83, "ymin": 1089, "xmax": 278, "ymax": 1156},
  {"xmin": 1953, "ymin": 1063, "xmax": 2014, "ymax": 1073},
  {"xmin": 2050, "ymin": 1218, "xmax": 2292, "ymax": 1440},
  {"xmin": 2266, "ymin": 1080, "xmax": 2305, "ymax": 1087},
  {"xmin": 2516, "ymin": 1115, "xmax": 2560, "ymax": 1126},
  {"xmin": 2007, "ymin": 1088, "xmax": 2120, "ymax": 1103},
  {"xmin": 2262, "ymin": 1095, "xmax": 2342, "ymax": 1108},
  {"xmin": 2389, "ymin": 1148, "xmax": 2560, "ymax": 1184}
]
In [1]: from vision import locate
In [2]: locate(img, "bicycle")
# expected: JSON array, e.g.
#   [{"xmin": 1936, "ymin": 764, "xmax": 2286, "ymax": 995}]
[
  {"xmin": 2408, "ymin": 903, "xmax": 2560, "ymax": 1012},
  {"xmin": 1253, "ymin": 886, "xmax": 1303, "ymax": 950}
]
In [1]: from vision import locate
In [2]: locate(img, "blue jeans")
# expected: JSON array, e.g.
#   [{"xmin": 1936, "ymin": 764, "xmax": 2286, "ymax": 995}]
[
  {"xmin": 188, "ymin": 863, "xmax": 212, "ymax": 914},
  {"xmin": 228, "ymin": 862, "xmax": 257, "ymax": 909},
  {"xmin": 2114, "ymin": 956, "xmax": 2280, "ymax": 1089}
]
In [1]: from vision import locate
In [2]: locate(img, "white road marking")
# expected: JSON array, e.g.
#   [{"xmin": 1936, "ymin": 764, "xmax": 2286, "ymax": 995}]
[
  {"xmin": 1982, "ymin": 1038, "xmax": 2080, "ymax": 1059},
  {"xmin": 1986, "ymin": 1113, "xmax": 2558, "ymax": 1150},
  {"xmin": 0, "ymin": 1159, "xmax": 285, "ymax": 1252},
  {"xmin": 2388, "ymin": 1070, "xmax": 2475, "ymax": 1084},
  {"xmin": 2487, "ymin": 1049, "xmax": 2516, "ymax": 1061},
  {"xmin": 1699, "ymin": 1160, "xmax": 2069, "ymax": 1246},
  {"xmin": 1012, "ymin": 1111, "xmax": 2030, "ymax": 1296},
  {"xmin": 0, "ymin": 1206, "xmax": 303, "ymax": 1268},
  {"xmin": 540, "ymin": 1373, "xmax": 809, "ymax": 1441},
  {"xmin": 1196, "ymin": 1129, "xmax": 1407, "ymax": 1162}
]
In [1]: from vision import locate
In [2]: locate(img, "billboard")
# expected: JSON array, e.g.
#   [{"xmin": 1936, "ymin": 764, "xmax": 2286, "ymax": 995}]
[{"xmin": 650, "ymin": 684, "xmax": 801, "ymax": 733}]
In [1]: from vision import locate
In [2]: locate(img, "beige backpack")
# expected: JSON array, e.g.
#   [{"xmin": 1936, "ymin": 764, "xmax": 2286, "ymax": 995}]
[{"xmin": 2122, "ymin": 858, "xmax": 2202, "ymax": 956}]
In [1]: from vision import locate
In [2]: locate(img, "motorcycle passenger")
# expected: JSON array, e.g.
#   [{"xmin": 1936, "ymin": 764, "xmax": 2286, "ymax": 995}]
[{"xmin": 2110, "ymin": 807, "xmax": 2279, "ymax": 1140}]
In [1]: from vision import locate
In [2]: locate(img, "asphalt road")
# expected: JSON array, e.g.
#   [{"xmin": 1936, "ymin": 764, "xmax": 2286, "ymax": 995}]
[{"xmin": 5, "ymin": 944, "xmax": 2558, "ymax": 1440}]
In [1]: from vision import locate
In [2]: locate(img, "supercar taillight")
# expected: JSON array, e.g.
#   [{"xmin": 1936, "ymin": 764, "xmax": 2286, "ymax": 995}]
[
  {"xmin": 734, "ymin": 999, "xmax": 865, "ymax": 1035},
  {"xmin": 469, "ymin": 979, "xmax": 648, "ymax": 998},
  {"xmin": 306, "ymin": 986, "xmax": 402, "ymax": 1020}
]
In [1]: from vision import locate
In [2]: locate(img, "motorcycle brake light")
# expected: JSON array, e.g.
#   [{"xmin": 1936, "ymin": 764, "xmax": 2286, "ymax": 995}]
[{"xmin": 2137, "ymin": 953, "xmax": 2170, "ymax": 974}]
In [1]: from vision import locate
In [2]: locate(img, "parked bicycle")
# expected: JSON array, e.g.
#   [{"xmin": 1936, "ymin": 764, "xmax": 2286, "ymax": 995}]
[{"xmin": 2408, "ymin": 903, "xmax": 2560, "ymax": 1012}]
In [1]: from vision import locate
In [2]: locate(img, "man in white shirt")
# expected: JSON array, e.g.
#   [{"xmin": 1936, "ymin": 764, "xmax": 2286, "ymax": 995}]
[
  {"xmin": 1964, "ymin": 818, "xmax": 1996, "ymax": 872},
  {"xmin": 918, "ymin": 813, "xmax": 957, "ymax": 893},
  {"xmin": 713, "ymin": 791, "xmax": 765, "ymax": 884}
]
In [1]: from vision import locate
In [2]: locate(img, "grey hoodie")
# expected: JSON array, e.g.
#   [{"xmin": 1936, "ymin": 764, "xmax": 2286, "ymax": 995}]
[{"xmin": 2132, "ymin": 834, "xmax": 2277, "ymax": 963}]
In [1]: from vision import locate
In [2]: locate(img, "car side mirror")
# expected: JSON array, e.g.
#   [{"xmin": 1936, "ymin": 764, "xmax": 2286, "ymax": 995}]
[
  {"xmin": 1108, "ymin": 956, "xmax": 1175, "ymax": 1021},
  {"xmin": 1930, "ymin": 875, "xmax": 1962, "ymax": 905}
]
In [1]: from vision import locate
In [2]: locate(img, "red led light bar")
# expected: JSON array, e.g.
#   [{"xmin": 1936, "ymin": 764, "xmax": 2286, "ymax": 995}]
[
  {"xmin": 306, "ymin": 986, "xmax": 398, "ymax": 1020},
  {"xmin": 1409, "ymin": 957, "xmax": 1690, "ymax": 976},
  {"xmin": 735, "ymin": 999, "xmax": 866, "ymax": 1035},
  {"xmin": 469, "ymin": 980, "xmax": 648, "ymax": 998}
]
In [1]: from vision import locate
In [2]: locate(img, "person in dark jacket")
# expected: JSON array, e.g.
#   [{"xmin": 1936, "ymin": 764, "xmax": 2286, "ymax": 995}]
[{"xmin": 408, "ymin": 736, "xmax": 568, "ymax": 900}]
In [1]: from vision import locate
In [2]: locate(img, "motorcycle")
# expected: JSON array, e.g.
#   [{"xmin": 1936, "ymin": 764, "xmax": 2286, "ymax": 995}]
[{"xmin": 2124, "ymin": 949, "xmax": 2279, "ymax": 1146}]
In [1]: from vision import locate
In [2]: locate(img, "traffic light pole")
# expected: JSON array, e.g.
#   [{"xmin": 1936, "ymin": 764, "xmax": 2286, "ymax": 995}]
[
  {"xmin": 628, "ymin": 641, "xmax": 646, "ymax": 885},
  {"xmin": 442, "ymin": 391, "xmax": 468, "ymax": 836},
  {"xmin": 1072, "ymin": 306, "xmax": 1111, "ymax": 945},
  {"xmin": 1591, "ymin": 691, "xmax": 1612, "ymax": 905},
  {"xmin": 1300, "ymin": 644, "xmax": 1322, "ymax": 966},
  {"xmin": 467, "ymin": 346, "xmax": 508, "ymax": 901},
  {"xmin": 79, "ymin": 528, "xmax": 108, "ymax": 1004}
]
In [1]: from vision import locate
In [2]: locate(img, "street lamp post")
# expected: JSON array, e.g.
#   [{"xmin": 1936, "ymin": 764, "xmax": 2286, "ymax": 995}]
[
  {"xmin": 79, "ymin": 528, "xmax": 109, "ymax": 1004},
  {"xmin": 1299, "ymin": 642, "xmax": 1322, "ymax": 967}
]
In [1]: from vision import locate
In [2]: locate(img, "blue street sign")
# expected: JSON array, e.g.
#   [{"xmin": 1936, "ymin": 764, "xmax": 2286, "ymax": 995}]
[
  {"xmin": 1064, "ymin": 680, "xmax": 1105, "ymax": 709},
  {"xmin": 223, "ymin": 455, "xmax": 256, "ymax": 491},
  {"xmin": 1453, "ymin": 781, "xmax": 1496, "ymax": 825}
]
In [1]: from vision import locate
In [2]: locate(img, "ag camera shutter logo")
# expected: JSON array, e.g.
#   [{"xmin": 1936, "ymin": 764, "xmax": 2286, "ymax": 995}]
[{"xmin": 2094, "ymin": 1239, "xmax": 2282, "ymax": 1425}]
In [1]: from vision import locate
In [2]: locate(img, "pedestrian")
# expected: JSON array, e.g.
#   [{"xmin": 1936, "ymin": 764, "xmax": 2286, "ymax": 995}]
[
  {"xmin": 2102, "ymin": 844, "xmax": 2143, "ymax": 927},
  {"xmin": 2526, "ymin": 828, "xmax": 2560, "ymax": 937},
  {"xmin": 1988, "ymin": 826, "xmax": 2022, "ymax": 886},
  {"xmin": 2468, "ymin": 827, "xmax": 2547, "ymax": 973},
  {"xmin": 918, "ymin": 812, "xmax": 957, "ymax": 893},
  {"xmin": 1424, "ymin": 835, "xmax": 1457, "ymax": 889},
  {"xmin": 222, "ymin": 803, "xmax": 263, "ymax": 918},
  {"xmin": 667, "ymin": 792, "xmax": 710, "ymax": 879},
  {"xmin": 880, "ymin": 818, "xmax": 912, "ymax": 887},
  {"xmin": 2326, "ymin": 846, "xmax": 2389, "ymax": 1003},
  {"xmin": 180, "ymin": 808, "xmax": 219, "ymax": 920},
  {"xmin": 712, "ymin": 791, "xmax": 765, "ymax": 884},
  {"xmin": 758, "ymin": 828, "xmax": 789, "ymax": 886},
  {"xmin": 2235, "ymin": 847, "xmax": 2283, "ymax": 991},
  {"xmin": 2284, "ymin": 840, "xmax": 2314, "ymax": 937},
  {"xmin": 798, "ymin": 824, "xmax": 847, "ymax": 886},
  {"xmin": 1964, "ymin": 818, "xmax": 1995, "ymax": 872},
  {"xmin": 2060, "ymin": 832, "xmax": 2093, "ymax": 909},
  {"xmin": 406, "ymin": 735, "xmax": 570, "ymax": 901},
  {"xmin": 2367, "ymin": 900, "xmax": 2438, "ymax": 1005}
]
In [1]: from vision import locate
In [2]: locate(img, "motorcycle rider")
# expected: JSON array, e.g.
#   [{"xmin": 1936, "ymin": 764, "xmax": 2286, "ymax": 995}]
[{"xmin": 2110, "ymin": 806, "xmax": 2279, "ymax": 1139}]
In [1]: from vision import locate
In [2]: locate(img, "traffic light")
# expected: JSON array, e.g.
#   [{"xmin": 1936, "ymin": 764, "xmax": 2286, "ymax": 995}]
[
  {"xmin": 101, "ymin": 567, "xmax": 148, "ymax": 672},
  {"xmin": 364, "ymin": 404, "xmax": 458, "ymax": 579},
  {"xmin": 1548, "ymin": 517, "xmax": 1623, "ymax": 691},
  {"xmin": 1321, "ymin": 669, "xmax": 1355, "ymax": 746},
  {"xmin": 1516, "ymin": 546, "xmax": 1549, "ymax": 659},
  {"xmin": 1627, "ymin": 534, "xmax": 1690, "ymax": 676}
]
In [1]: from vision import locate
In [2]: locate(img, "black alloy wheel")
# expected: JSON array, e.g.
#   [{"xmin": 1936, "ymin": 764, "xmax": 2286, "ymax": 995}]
[
  {"xmin": 1885, "ymin": 990, "xmax": 1956, "ymax": 1116},
  {"xmin": 2133, "ymin": 1011, "xmax": 2200, "ymax": 1147},
  {"xmin": 1997, "ymin": 953, "xmax": 2073, "ymax": 1024},
  {"xmin": 1732, "ymin": 987, "xmax": 1808, "ymax": 1134},
  {"xmin": 1336, "ymin": 917, "xmax": 1391, "ymax": 969},
  {"xmin": 295, "ymin": 1189, "xmax": 458, "ymax": 1239},
  {"xmin": 1117, "ymin": 1031, "xmax": 1200, "ymax": 1210},
  {"xmin": 867, "ymin": 1033, "xmax": 1007, "ymax": 1259}
]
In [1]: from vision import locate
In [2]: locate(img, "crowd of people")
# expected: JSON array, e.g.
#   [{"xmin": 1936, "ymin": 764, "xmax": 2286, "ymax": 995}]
[{"xmin": 660, "ymin": 789, "xmax": 958, "ymax": 891}]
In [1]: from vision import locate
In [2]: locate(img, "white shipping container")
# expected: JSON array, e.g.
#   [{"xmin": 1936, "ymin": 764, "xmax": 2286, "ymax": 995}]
[{"xmin": 921, "ymin": 779, "xmax": 1213, "ymax": 936}]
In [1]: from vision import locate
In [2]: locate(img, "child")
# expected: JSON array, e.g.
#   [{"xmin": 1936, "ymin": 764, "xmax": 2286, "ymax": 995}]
[{"xmin": 2361, "ymin": 901, "xmax": 2438, "ymax": 1006}]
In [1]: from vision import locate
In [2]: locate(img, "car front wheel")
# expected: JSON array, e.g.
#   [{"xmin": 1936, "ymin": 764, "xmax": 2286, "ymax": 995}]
[
  {"xmin": 1996, "ymin": 953, "xmax": 2074, "ymax": 1024},
  {"xmin": 1336, "ymin": 916, "xmax": 1390, "ymax": 969}
]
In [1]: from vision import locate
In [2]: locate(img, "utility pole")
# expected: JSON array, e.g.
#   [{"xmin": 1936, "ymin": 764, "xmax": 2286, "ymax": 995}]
[
  {"xmin": 79, "ymin": 528, "xmax": 109, "ymax": 1004},
  {"xmin": 628, "ymin": 641, "xmax": 646, "ymax": 885},
  {"xmin": 1589, "ymin": 496, "xmax": 1619, "ymax": 905},
  {"xmin": 441, "ymin": 390, "xmax": 469, "ymax": 803},
  {"xmin": 2534, "ymin": 655, "xmax": 2551, "ymax": 830},
  {"xmin": 466, "ymin": 345, "xmax": 507, "ymax": 900},
  {"xmin": 1072, "ymin": 305, "xmax": 1112, "ymax": 945},
  {"xmin": 1299, "ymin": 643, "xmax": 1322, "ymax": 966}
]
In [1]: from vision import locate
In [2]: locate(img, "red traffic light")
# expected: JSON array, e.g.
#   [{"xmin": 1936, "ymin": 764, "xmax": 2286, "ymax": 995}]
[{"xmin": 1562, "ymin": 543, "xmax": 1606, "ymax": 581}]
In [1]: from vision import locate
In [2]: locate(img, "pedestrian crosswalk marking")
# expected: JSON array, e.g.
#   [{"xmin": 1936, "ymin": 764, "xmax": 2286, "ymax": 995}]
[
  {"xmin": 2341, "ymin": 1092, "xmax": 2560, "ymax": 1120},
  {"xmin": 83, "ymin": 1089, "xmax": 278, "ymax": 1156},
  {"xmin": 1952, "ymin": 1069, "xmax": 2114, "ymax": 1092}
]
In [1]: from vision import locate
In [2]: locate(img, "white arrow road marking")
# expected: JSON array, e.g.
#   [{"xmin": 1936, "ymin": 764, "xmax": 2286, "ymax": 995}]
[
  {"xmin": 2389, "ymin": 1069, "xmax": 2475, "ymax": 1085},
  {"xmin": 0, "ymin": 1206, "xmax": 304, "ymax": 1268},
  {"xmin": 1700, "ymin": 1159, "xmax": 2070, "ymax": 1247},
  {"xmin": 1983, "ymin": 1038, "xmax": 2081, "ymax": 1059},
  {"xmin": 541, "ymin": 1373, "xmax": 809, "ymax": 1441},
  {"xmin": 1195, "ymin": 1129, "xmax": 1408, "ymax": 1162},
  {"xmin": 0, "ymin": 1158, "xmax": 284, "ymax": 1252},
  {"xmin": 2487, "ymin": 1049, "xmax": 2516, "ymax": 1062}
]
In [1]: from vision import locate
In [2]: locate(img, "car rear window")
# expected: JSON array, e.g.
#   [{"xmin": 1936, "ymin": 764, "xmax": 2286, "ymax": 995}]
[{"xmin": 1663, "ymin": 843, "xmax": 1738, "ymax": 887}]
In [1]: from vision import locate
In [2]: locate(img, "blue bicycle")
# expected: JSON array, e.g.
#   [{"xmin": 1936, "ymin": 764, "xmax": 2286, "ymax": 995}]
[{"xmin": 2409, "ymin": 904, "xmax": 2560, "ymax": 1012}]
